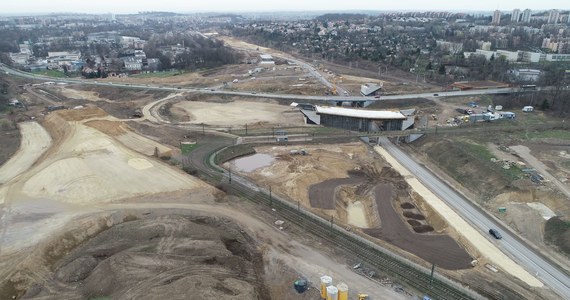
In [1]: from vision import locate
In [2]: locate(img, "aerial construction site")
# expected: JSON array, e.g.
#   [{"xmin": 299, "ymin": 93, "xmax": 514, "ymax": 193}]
[{"xmin": 1, "ymin": 36, "xmax": 570, "ymax": 300}]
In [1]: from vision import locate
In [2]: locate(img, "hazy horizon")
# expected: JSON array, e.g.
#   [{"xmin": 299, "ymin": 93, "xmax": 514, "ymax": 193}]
[{"xmin": 1, "ymin": 0, "xmax": 569, "ymax": 15}]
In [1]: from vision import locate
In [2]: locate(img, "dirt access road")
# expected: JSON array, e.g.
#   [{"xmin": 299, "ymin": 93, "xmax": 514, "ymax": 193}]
[
  {"xmin": 511, "ymin": 145, "xmax": 570, "ymax": 200},
  {"xmin": 364, "ymin": 184, "xmax": 472, "ymax": 270}
]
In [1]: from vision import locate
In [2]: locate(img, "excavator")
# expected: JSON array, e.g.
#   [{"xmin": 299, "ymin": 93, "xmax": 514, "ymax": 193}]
[{"xmin": 358, "ymin": 294, "xmax": 369, "ymax": 300}]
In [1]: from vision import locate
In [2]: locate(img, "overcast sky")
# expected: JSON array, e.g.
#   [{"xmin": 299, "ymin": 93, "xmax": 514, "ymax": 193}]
[{"xmin": 2, "ymin": 0, "xmax": 569, "ymax": 15}]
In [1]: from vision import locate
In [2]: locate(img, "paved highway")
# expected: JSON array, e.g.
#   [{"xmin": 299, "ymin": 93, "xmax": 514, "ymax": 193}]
[
  {"xmin": 378, "ymin": 137, "xmax": 570, "ymax": 298},
  {"xmin": 1, "ymin": 63, "xmax": 526, "ymax": 102},
  {"xmin": 3, "ymin": 62, "xmax": 568, "ymax": 296}
]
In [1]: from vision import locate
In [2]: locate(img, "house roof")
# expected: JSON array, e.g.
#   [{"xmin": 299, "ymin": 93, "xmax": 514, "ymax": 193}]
[{"xmin": 315, "ymin": 106, "xmax": 406, "ymax": 120}]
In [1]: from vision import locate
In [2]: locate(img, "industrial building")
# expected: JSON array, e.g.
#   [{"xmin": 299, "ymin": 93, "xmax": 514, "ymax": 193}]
[{"xmin": 303, "ymin": 106, "xmax": 406, "ymax": 132}]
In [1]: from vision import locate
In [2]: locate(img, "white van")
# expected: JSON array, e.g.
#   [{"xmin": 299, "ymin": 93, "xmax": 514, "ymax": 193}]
[{"xmin": 522, "ymin": 106, "xmax": 534, "ymax": 112}]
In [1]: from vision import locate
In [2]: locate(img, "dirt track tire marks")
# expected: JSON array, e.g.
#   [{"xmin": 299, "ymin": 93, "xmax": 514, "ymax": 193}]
[
  {"xmin": 364, "ymin": 184, "xmax": 472, "ymax": 270},
  {"xmin": 307, "ymin": 176, "xmax": 365, "ymax": 209}
]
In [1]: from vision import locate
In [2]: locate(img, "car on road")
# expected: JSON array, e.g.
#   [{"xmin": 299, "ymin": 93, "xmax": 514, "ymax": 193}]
[
  {"xmin": 489, "ymin": 229, "xmax": 502, "ymax": 239},
  {"xmin": 433, "ymin": 93, "xmax": 439, "ymax": 96},
  {"xmin": 251, "ymin": 92, "xmax": 257, "ymax": 94}
]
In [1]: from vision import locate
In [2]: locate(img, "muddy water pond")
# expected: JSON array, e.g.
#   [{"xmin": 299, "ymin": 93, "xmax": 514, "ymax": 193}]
[
  {"xmin": 347, "ymin": 201, "xmax": 369, "ymax": 228},
  {"xmin": 232, "ymin": 153, "xmax": 275, "ymax": 173}
]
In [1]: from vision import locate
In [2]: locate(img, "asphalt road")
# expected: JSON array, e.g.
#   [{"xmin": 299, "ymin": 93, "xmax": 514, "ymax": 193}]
[
  {"xmin": 0, "ymin": 63, "xmax": 527, "ymax": 102},
  {"xmin": 378, "ymin": 137, "xmax": 570, "ymax": 298},
  {"xmin": 3, "ymin": 61, "xmax": 567, "ymax": 295}
]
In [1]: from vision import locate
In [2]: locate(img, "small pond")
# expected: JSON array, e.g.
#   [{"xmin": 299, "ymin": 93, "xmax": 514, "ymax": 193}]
[{"xmin": 232, "ymin": 153, "xmax": 275, "ymax": 173}]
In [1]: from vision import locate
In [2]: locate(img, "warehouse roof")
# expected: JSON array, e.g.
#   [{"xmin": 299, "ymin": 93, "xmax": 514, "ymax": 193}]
[{"xmin": 315, "ymin": 106, "xmax": 406, "ymax": 120}]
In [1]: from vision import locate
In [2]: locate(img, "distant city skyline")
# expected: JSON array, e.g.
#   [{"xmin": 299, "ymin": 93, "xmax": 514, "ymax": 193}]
[{"xmin": 1, "ymin": 0, "xmax": 569, "ymax": 15}]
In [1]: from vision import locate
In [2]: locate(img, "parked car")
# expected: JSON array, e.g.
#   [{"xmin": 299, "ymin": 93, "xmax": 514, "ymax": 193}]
[{"xmin": 489, "ymin": 229, "xmax": 502, "ymax": 239}]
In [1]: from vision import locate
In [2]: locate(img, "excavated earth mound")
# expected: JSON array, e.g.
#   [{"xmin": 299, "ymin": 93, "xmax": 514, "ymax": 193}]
[{"xmin": 19, "ymin": 214, "xmax": 269, "ymax": 300}]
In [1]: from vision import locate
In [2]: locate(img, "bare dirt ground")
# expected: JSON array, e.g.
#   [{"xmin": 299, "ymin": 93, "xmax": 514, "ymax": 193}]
[
  {"xmin": 0, "ymin": 108, "xmax": 211, "ymax": 254},
  {"xmin": 0, "ymin": 99, "xmax": 409, "ymax": 299},
  {"xmin": 0, "ymin": 122, "xmax": 51, "ymax": 185},
  {"xmin": 374, "ymin": 145, "xmax": 544, "ymax": 289},
  {"xmin": 364, "ymin": 183, "xmax": 472, "ymax": 270},
  {"xmin": 338, "ymin": 74, "xmax": 438, "ymax": 95},
  {"xmin": 16, "ymin": 213, "xmax": 267, "ymax": 300},
  {"xmin": 173, "ymin": 100, "xmax": 304, "ymax": 126},
  {"xmin": 230, "ymin": 143, "xmax": 472, "ymax": 271},
  {"xmin": 0, "ymin": 125, "xmax": 21, "ymax": 168}
]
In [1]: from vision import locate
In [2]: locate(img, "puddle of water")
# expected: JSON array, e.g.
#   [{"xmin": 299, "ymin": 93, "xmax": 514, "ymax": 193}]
[
  {"xmin": 232, "ymin": 153, "xmax": 274, "ymax": 173},
  {"xmin": 347, "ymin": 201, "xmax": 369, "ymax": 228}
]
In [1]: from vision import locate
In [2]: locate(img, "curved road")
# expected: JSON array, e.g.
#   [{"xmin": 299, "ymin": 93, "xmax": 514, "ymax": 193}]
[
  {"xmin": 3, "ymin": 62, "xmax": 567, "ymax": 296},
  {"xmin": 379, "ymin": 137, "xmax": 570, "ymax": 298},
  {"xmin": 1, "ymin": 63, "xmax": 526, "ymax": 102}
]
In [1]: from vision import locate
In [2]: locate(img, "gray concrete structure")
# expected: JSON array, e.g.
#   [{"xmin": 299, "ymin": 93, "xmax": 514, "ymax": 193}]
[{"xmin": 315, "ymin": 106, "xmax": 405, "ymax": 132}]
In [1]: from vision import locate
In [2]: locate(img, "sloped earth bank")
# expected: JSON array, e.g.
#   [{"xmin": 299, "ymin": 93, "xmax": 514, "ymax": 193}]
[
  {"xmin": 15, "ymin": 213, "xmax": 268, "ymax": 300},
  {"xmin": 308, "ymin": 169, "xmax": 472, "ymax": 270},
  {"xmin": 363, "ymin": 184, "xmax": 472, "ymax": 270}
]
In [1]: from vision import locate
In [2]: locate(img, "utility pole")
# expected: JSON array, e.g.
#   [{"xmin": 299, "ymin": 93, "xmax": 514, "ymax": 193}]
[
  {"xmin": 429, "ymin": 264, "xmax": 436, "ymax": 288},
  {"xmin": 229, "ymin": 166, "xmax": 232, "ymax": 184},
  {"xmin": 269, "ymin": 186, "xmax": 272, "ymax": 207},
  {"xmin": 202, "ymin": 123, "xmax": 205, "ymax": 136},
  {"xmin": 245, "ymin": 123, "xmax": 248, "ymax": 136}
]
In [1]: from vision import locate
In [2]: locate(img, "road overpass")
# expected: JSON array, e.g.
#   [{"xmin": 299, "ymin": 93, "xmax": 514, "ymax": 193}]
[{"xmin": 1, "ymin": 63, "xmax": 531, "ymax": 104}]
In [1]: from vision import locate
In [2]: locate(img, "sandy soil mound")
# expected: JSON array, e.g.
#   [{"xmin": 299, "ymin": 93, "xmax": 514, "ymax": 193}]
[
  {"xmin": 16, "ymin": 214, "xmax": 267, "ymax": 300},
  {"xmin": 173, "ymin": 100, "xmax": 303, "ymax": 126},
  {"xmin": 19, "ymin": 123, "xmax": 192, "ymax": 204},
  {"xmin": 56, "ymin": 107, "xmax": 108, "ymax": 121}
]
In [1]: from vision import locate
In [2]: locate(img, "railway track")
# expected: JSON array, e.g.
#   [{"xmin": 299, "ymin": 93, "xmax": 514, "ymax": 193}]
[{"xmin": 187, "ymin": 141, "xmax": 483, "ymax": 300}]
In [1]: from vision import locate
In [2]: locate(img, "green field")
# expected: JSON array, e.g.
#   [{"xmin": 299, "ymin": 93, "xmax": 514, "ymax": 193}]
[
  {"xmin": 32, "ymin": 69, "xmax": 68, "ymax": 78},
  {"xmin": 180, "ymin": 142, "xmax": 199, "ymax": 155},
  {"xmin": 524, "ymin": 130, "xmax": 570, "ymax": 140},
  {"xmin": 544, "ymin": 217, "xmax": 570, "ymax": 256},
  {"xmin": 132, "ymin": 71, "xmax": 181, "ymax": 78}
]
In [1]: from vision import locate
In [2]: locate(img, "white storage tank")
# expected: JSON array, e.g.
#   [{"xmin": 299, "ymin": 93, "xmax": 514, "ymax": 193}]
[
  {"xmin": 320, "ymin": 276, "xmax": 333, "ymax": 299},
  {"xmin": 326, "ymin": 285, "xmax": 339, "ymax": 300}
]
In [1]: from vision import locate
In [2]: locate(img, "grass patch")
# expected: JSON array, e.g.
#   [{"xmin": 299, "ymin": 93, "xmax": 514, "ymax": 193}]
[
  {"xmin": 132, "ymin": 71, "xmax": 181, "ymax": 78},
  {"xmin": 32, "ymin": 69, "xmax": 68, "ymax": 78},
  {"xmin": 544, "ymin": 217, "xmax": 570, "ymax": 256},
  {"xmin": 460, "ymin": 142, "xmax": 495, "ymax": 161},
  {"xmin": 460, "ymin": 141, "xmax": 523, "ymax": 180},
  {"xmin": 180, "ymin": 142, "xmax": 199, "ymax": 155},
  {"xmin": 523, "ymin": 130, "xmax": 570, "ymax": 140}
]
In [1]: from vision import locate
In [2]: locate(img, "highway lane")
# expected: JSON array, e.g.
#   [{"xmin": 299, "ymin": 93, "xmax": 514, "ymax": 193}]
[
  {"xmin": 378, "ymin": 137, "xmax": 570, "ymax": 298},
  {"xmin": 1, "ymin": 63, "xmax": 527, "ymax": 102}
]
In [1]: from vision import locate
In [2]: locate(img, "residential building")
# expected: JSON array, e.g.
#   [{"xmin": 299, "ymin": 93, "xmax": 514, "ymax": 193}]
[
  {"xmin": 520, "ymin": 51, "xmax": 546, "ymax": 63},
  {"xmin": 9, "ymin": 52, "xmax": 29, "ymax": 65},
  {"xmin": 521, "ymin": 9, "xmax": 532, "ymax": 23},
  {"xmin": 481, "ymin": 41, "xmax": 492, "ymax": 51},
  {"xmin": 496, "ymin": 50, "xmax": 520, "ymax": 62},
  {"xmin": 47, "ymin": 51, "xmax": 81, "ymax": 61},
  {"xmin": 545, "ymin": 54, "xmax": 570, "ymax": 62},
  {"xmin": 548, "ymin": 9, "xmax": 560, "ymax": 24},
  {"xmin": 492, "ymin": 10, "xmax": 501, "ymax": 25},
  {"xmin": 511, "ymin": 9, "xmax": 521, "ymax": 22}
]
